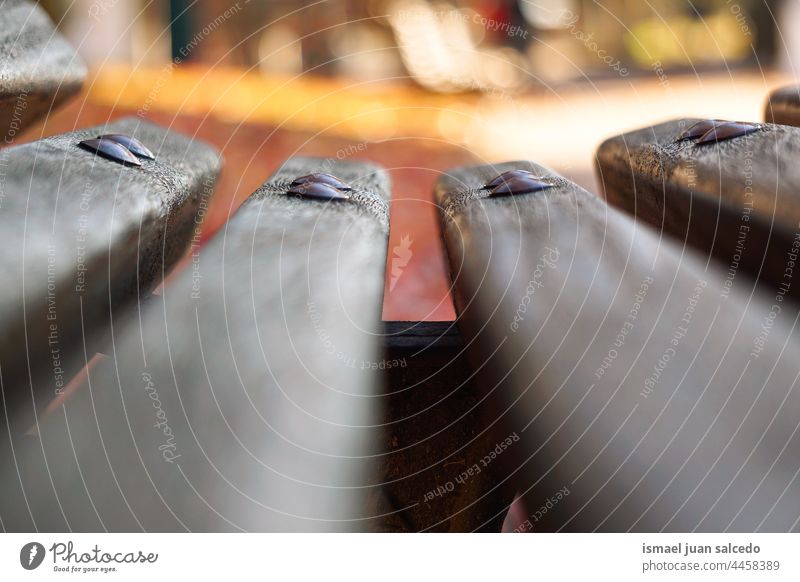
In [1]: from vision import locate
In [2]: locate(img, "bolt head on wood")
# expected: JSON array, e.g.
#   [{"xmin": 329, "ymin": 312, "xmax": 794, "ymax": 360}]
[
  {"xmin": 695, "ymin": 122, "xmax": 760, "ymax": 145},
  {"xmin": 675, "ymin": 119, "xmax": 724, "ymax": 141},
  {"xmin": 286, "ymin": 181, "xmax": 351, "ymax": 201},
  {"xmin": 290, "ymin": 172, "xmax": 353, "ymax": 191},
  {"xmin": 488, "ymin": 174, "xmax": 552, "ymax": 197},
  {"xmin": 98, "ymin": 134, "xmax": 155, "ymax": 160},
  {"xmin": 77, "ymin": 138, "xmax": 141, "ymax": 166},
  {"xmin": 481, "ymin": 169, "xmax": 536, "ymax": 190}
]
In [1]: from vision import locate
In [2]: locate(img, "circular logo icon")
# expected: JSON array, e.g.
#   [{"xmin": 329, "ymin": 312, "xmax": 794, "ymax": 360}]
[{"xmin": 20, "ymin": 542, "xmax": 46, "ymax": 570}]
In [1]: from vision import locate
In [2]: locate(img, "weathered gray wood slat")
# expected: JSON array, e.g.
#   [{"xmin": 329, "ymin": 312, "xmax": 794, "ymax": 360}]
[
  {"xmin": 0, "ymin": 157, "xmax": 389, "ymax": 532},
  {"xmin": 765, "ymin": 85, "xmax": 800, "ymax": 127},
  {"xmin": 595, "ymin": 119, "xmax": 800, "ymax": 301},
  {"xmin": 0, "ymin": 117, "xmax": 221, "ymax": 428},
  {"xmin": 437, "ymin": 161, "xmax": 800, "ymax": 531},
  {"xmin": 0, "ymin": 0, "xmax": 86, "ymax": 140}
]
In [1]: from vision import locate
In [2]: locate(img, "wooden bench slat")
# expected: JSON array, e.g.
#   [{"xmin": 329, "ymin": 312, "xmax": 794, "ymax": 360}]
[
  {"xmin": 596, "ymin": 118, "xmax": 800, "ymax": 301},
  {"xmin": 765, "ymin": 85, "xmax": 800, "ymax": 127},
  {"xmin": 0, "ymin": 0, "xmax": 86, "ymax": 139},
  {"xmin": 0, "ymin": 157, "xmax": 389, "ymax": 532},
  {"xmin": 0, "ymin": 117, "xmax": 221, "ymax": 427},
  {"xmin": 437, "ymin": 160, "xmax": 800, "ymax": 531}
]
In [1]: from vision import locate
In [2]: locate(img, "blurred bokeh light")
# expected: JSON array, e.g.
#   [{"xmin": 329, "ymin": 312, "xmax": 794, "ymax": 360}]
[{"xmin": 30, "ymin": 0, "xmax": 799, "ymax": 320}]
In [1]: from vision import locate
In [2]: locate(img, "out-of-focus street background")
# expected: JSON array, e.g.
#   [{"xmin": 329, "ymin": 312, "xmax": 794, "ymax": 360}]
[{"xmin": 28, "ymin": 0, "xmax": 800, "ymax": 319}]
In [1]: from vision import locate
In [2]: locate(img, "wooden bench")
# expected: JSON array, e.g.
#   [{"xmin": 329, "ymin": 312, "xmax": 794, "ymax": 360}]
[
  {"xmin": 437, "ymin": 161, "xmax": 800, "ymax": 531},
  {"xmin": 0, "ymin": 117, "xmax": 221, "ymax": 442},
  {"xmin": 765, "ymin": 85, "xmax": 800, "ymax": 127},
  {"xmin": 596, "ymin": 119, "xmax": 800, "ymax": 301},
  {"xmin": 2, "ymin": 15, "xmax": 799, "ymax": 531},
  {"xmin": 0, "ymin": 0, "xmax": 86, "ymax": 140},
  {"xmin": 0, "ymin": 157, "xmax": 390, "ymax": 531}
]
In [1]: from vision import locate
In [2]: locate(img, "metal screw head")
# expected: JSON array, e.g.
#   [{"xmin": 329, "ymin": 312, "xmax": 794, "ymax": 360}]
[
  {"xmin": 481, "ymin": 169, "xmax": 536, "ymax": 190},
  {"xmin": 696, "ymin": 122, "xmax": 760, "ymax": 145},
  {"xmin": 286, "ymin": 181, "xmax": 350, "ymax": 201},
  {"xmin": 676, "ymin": 119, "xmax": 724, "ymax": 141},
  {"xmin": 98, "ymin": 134, "xmax": 155, "ymax": 160},
  {"xmin": 489, "ymin": 174, "xmax": 553, "ymax": 197},
  {"xmin": 290, "ymin": 172, "xmax": 352, "ymax": 191},
  {"xmin": 78, "ymin": 138, "xmax": 141, "ymax": 166}
]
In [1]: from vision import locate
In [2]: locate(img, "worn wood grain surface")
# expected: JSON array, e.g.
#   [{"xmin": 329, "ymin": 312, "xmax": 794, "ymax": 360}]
[
  {"xmin": 0, "ymin": 0, "xmax": 86, "ymax": 140},
  {"xmin": 372, "ymin": 322, "xmax": 514, "ymax": 532},
  {"xmin": 0, "ymin": 157, "xmax": 389, "ymax": 532},
  {"xmin": 596, "ymin": 118, "xmax": 800, "ymax": 301},
  {"xmin": 437, "ymin": 160, "xmax": 800, "ymax": 531},
  {"xmin": 0, "ymin": 117, "xmax": 221, "ymax": 431}
]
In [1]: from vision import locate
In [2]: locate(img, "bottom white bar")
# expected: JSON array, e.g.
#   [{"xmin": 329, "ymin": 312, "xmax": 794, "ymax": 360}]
[{"xmin": 1, "ymin": 533, "xmax": 797, "ymax": 580}]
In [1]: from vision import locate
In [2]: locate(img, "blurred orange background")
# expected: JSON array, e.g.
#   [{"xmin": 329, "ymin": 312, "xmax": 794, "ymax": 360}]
[{"xmin": 27, "ymin": 0, "xmax": 800, "ymax": 320}]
